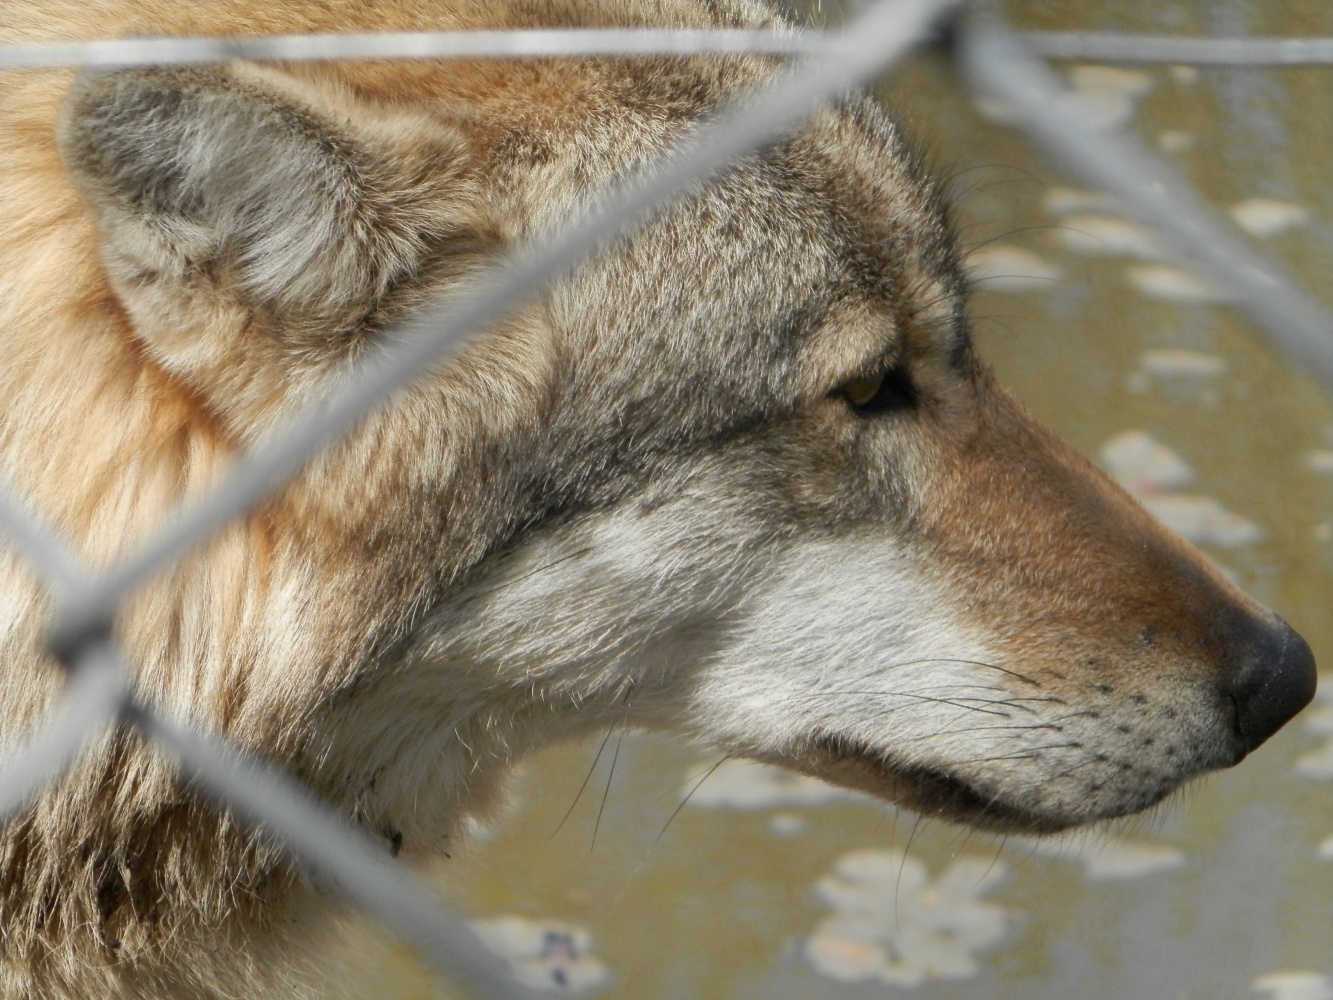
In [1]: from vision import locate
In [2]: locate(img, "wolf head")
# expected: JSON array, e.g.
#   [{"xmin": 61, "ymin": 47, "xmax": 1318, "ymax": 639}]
[
  {"xmin": 1, "ymin": 3, "xmax": 1317, "ymax": 994},
  {"xmin": 49, "ymin": 17, "xmax": 1316, "ymax": 849}
]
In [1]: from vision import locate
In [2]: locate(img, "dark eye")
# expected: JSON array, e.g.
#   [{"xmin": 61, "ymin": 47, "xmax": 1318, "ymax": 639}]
[{"xmin": 841, "ymin": 364, "xmax": 917, "ymax": 415}]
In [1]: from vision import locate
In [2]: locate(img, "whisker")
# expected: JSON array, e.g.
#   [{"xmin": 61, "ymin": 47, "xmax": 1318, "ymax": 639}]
[
  {"xmin": 979, "ymin": 833, "xmax": 1009, "ymax": 887},
  {"xmin": 653, "ymin": 755, "xmax": 730, "ymax": 848},
  {"xmin": 960, "ymin": 224, "xmax": 1065, "ymax": 256},
  {"xmin": 896, "ymin": 812, "xmax": 926, "ymax": 930},
  {"xmin": 1004, "ymin": 695, "xmax": 1068, "ymax": 709},
  {"xmin": 874, "ymin": 656, "xmax": 1045, "ymax": 688},
  {"xmin": 590, "ymin": 727, "xmax": 623, "ymax": 853},
  {"xmin": 894, "ymin": 721, "xmax": 1065, "ymax": 744},
  {"xmin": 551, "ymin": 722, "xmax": 615, "ymax": 839},
  {"xmin": 949, "ymin": 741, "xmax": 1088, "ymax": 766},
  {"xmin": 1049, "ymin": 756, "xmax": 1106, "ymax": 783},
  {"xmin": 800, "ymin": 690, "xmax": 1017, "ymax": 718},
  {"xmin": 553, "ymin": 678, "xmax": 636, "ymax": 841},
  {"xmin": 604, "ymin": 753, "xmax": 731, "ymax": 919}
]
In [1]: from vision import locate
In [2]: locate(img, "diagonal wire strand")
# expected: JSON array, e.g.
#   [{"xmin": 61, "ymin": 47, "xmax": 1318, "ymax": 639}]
[
  {"xmin": 958, "ymin": 19, "xmax": 1333, "ymax": 390},
  {"xmin": 0, "ymin": 483, "xmax": 127, "ymax": 825},
  {"xmin": 0, "ymin": 639, "xmax": 128, "ymax": 824},
  {"xmin": 0, "ymin": 481, "xmax": 88, "ymax": 599},
  {"xmin": 131, "ymin": 702, "xmax": 541, "ymax": 1000}
]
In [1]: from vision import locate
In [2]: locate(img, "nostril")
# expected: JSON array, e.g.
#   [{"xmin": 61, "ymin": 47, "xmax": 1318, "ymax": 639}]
[{"xmin": 1228, "ymin": 615, "xmax": 1317, "ymax": 753}]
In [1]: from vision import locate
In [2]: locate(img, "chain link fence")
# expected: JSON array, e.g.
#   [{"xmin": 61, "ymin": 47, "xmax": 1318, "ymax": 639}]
[{"xmin": 1, "ymin": 1, "xmax": 1331, "ymax": 996}]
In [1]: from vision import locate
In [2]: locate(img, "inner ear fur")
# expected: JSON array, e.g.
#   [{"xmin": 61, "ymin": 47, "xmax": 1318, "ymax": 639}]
[{"xmin": 58, "ymin": 62, "xmax": 488, "ymax": 410}]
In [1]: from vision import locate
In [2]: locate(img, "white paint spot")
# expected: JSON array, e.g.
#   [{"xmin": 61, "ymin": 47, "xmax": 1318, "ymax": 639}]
[
  {"xmin": 1063, "ymin": 65, "xmax": 1154, "ymax": 131},
  {"xmin": 1101, "ymin": 431, "xmax": 1195, "ymax": 492},
  {"xmin": 684, "ymin": 758, "xmax": 859, "ymax": 810},
  {"xmin": 471, "ymin": 916, "xmax": 610, "ymax": 994},
  {"xmin": 965, "ymin": 246, "xmax": 1062, "ymax": 293},
  {"xmin": 770, "ymin": 812, "xmax": 807, "ymax": 835},
  {"xmin": 1171, "ymin": 65, "xmax": 1201, "ymax": 85},
  {"xmin": 804, "ymin": 849, "xmax": 1016, "ymax": 988},
  {"xmin": 1253, "ymin": 971, "xmax": 1333, "ymax": 1000},
  {"xmin": 1138, "ymin": 493, "xmax": 1263, "ymax": 548},
  {"xmin": 1070, "ymin": 65, "xmax": 1155, "ymax": 97},
  {"xmin": 1126, "ymin": 264, "xmax": 1232, "ymax": 304},
  {"xmin": 1305, "ymin": 451, "xmax": 1333, "ymax": 476},
  {"xmin": 1229, "ymin": 199, "xmax": 1308, "ymax": 239},
  {"xmin": 972, "ymin": 95, "xmax": 1020, "ymax": 124},
  {"xmin": 1158, "ymin": 129, "xmax": 1197, "ymax": 154},
  {"xmin": 1042, "ymin": 186, "xmax": 1120, "ymax": 215},
  {"xmin": 1100, "ymin": 431, "xmax": 1259, "ymax": 547},
  {"xmin": 1058, "ymin": 214, "xmax": 1164, "ymax": 258},
  {"xmin": 1012, "ymin": 832, "xmax": 1185, "ymax": 881},
  {"xmin": 1138, "ymin": 348, "xmax": 1227, "ymax": 379}
]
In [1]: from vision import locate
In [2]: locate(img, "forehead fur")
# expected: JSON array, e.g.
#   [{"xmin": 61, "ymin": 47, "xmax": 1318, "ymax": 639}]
[{"xmin": 542, "ymin": 104, "xmax": 966, "ymax": 445}]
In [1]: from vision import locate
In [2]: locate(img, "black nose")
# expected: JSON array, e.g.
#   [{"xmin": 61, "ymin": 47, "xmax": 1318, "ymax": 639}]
[{"xmin": 1228, "ymin": 615, "xmax": 1317, "ymax": 753}]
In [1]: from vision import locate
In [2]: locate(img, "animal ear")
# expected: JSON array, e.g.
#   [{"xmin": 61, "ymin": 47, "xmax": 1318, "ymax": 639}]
[{"xmin": 58, "ymin": 63, "xmax": 483, "ymax": 348}]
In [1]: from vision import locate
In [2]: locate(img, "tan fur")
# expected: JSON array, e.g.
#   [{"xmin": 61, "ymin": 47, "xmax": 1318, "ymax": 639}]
[{"xmin": 0, "ymin": 1, "xmax": 1317, "ymax": 997}]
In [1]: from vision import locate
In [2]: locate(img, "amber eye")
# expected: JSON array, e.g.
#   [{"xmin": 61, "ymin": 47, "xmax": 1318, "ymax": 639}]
[{"xmin": 841, "ymin": 365, "xmax": 917, "ymax": 415}]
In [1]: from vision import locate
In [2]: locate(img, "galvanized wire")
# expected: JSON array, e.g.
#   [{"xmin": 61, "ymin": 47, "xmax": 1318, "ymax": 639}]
[
  {"xmin": 1024, "ymin": 31, "xmax": 1333, "ymax": 66},
  {"xmin": 132, "ymin": 704, "xmax": 539, "ymax": 1000},
  {"xmin": 1, "ymin": 2, "xmax": 1332, "ymax": 997},
  {"xmin": 0, "ymin": 27, "xmax": 815, "ymax": 69},
  {"xmin": 959, "ymin": 19, "xmax": 1333, "ymax": 389},
  {"xmin": 8, "ymin": 25, "xmax": 1333, "ymax": 72}
]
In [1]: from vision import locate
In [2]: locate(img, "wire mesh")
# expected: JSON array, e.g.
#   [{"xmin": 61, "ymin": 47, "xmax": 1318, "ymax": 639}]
[{"xmin": 0, "ymin": 1, "xmax": 1331, "ymax": 997}]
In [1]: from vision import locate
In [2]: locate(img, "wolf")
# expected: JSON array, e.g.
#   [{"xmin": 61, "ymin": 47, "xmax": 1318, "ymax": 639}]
[{"xmin": 0, "ymin": 0, "xmax": 1317, "ymax": 997}]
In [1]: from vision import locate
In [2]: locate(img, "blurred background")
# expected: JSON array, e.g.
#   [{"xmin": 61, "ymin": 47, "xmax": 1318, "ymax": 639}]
[{"xmin": 347, "ymin": 1, "xmax": 1333, "ymax": 997}]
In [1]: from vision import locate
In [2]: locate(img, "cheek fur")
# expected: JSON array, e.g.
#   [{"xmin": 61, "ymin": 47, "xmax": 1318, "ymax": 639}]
[{"xmin": 685, "ymin": 539, "xmax": 1004, "ymax": 758}]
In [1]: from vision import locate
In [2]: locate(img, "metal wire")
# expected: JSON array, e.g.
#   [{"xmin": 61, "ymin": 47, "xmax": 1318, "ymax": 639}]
[
  {"xmin": 0, "ymin": 27, "xmax": 815, "ymax": 69},
  {"xmin": 0, "ymin": 641, "xmax": 128, "ymax": 824},
  {"xmin": 959, "ymin": 19, "xmax": 1333, "ymax": 389},
  {"xmin": 1024, "ymin": 31, "xmax": 1333, "ymax": 66},
  {"xmin": 0, "ymin": 482, "xmax": 87, "ymax": 598},
  {"xmin": 132, "ymin": 704, "xmax": 538, "ymax": 1000},
  {"xmin": 0, "ymin": 2, "xmax": 1331, "ymax": 998},
  {"xmin": 7, "ymin": 26, "xmax": 1333, "ymax": 71}
]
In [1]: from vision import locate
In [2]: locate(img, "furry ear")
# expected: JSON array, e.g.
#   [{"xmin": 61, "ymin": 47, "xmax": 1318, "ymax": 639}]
[{"xmin": 58, "ymin": 63, "xmax": 486, "ymax": 423}]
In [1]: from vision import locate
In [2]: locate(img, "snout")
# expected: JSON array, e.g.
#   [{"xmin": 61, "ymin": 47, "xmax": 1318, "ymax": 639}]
[{"xmin": 1226, "ymin": 614, "xmax": 1318, "ymax": 756}]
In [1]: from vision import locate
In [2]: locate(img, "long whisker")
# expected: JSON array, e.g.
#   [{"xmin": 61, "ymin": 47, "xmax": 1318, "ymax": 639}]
[
  {"xmin": 590, "ymin": 727, "xmax": 623, "ymax": 853},
  {"xmin": 605, "ymin": 754, "xmax": 731, "ymax": 919},
  {"xmin": 983, "ymin": 833, "xmax": 1010, "ymax": 886},
  {"xmin": 865, "ymin": 655, "xmax": 1045, "ymax": 688},
  {"xmin": 799, "ymin": 690, "xmax": 1019, "ymax": 718},
  {"xmin": 946, "ymin": 742, "xmax": 1086, "ymax": 766},
  {"xmin": 553, "ymin": 679, "xmax": 635, "ymax": 840},
  {"xmin": 654, "ymin": 755, "xmax": 730, "ymax": 848},
  {"xmin": 896, "ymin": 812, "xmax": 926, "ymax": 929},
  {"xmin": 551, "ymin": 723, "xmax": 615, "ymax": 839},
  {"xmin": 894, "ymin": 721, "xmax": 1065, "ymax": 744},
  {"xmin": 1050, "ymin": 756, "xmax": 1107, "ymax": 783}
]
